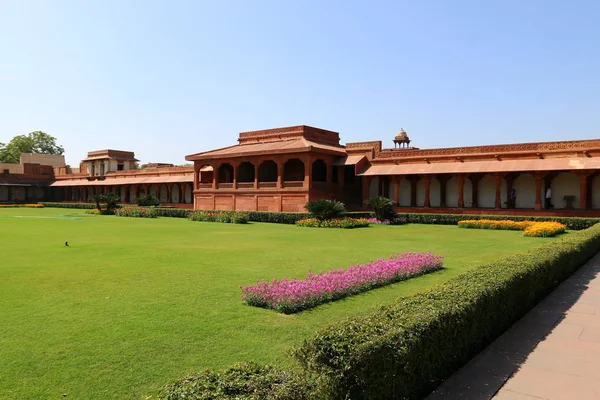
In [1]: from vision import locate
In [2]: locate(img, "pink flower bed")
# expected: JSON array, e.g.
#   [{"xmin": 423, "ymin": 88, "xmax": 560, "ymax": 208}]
[{"xmin": 241, "ymin": 252, "xmax": 444, "ymax": 314}]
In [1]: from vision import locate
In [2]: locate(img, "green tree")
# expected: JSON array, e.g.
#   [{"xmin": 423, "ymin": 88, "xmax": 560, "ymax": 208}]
[
  {"xmin": 0, "ymin": 131, "xmax": 64, "ymax": 164},
  {"xmin": 91, "ymin": 193, "xmax": 120, "ymax": 213}
]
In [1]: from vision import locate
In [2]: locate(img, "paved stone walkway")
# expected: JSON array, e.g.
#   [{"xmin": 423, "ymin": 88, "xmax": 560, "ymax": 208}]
[{"xmin": 427, "ymin": 252, "xmax": 600, "ymax": 400}]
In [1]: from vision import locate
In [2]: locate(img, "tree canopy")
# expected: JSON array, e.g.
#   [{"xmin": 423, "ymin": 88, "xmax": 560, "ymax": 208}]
[{"xmin": 0, "ymin": 131, "xmax": 64, "ymax": 164}]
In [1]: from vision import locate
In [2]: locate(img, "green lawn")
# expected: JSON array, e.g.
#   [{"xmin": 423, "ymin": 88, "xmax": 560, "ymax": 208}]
[{"xmin": 0, "ymin": 208, "xmax": 559, "ymax": 399}]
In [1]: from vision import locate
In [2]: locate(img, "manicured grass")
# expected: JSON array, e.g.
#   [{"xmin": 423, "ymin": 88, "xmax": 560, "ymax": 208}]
[{"xmin": 0, "ymin": 208, "xmax": 559, "ymax": 399}]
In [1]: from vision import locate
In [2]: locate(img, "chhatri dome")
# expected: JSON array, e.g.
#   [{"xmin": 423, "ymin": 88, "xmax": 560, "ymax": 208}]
[{"xmin": 393, "ymin": 128, "xmax": 411, "ymax": 148}]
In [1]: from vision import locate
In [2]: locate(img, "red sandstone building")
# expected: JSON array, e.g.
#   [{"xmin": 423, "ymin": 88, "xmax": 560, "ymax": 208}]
[{"xmin": 2, "ymin": 124, "xmax": 600, "ymax": 216}]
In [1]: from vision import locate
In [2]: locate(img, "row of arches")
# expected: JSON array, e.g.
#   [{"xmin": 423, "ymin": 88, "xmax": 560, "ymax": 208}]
[
  {"xmin": 49, "ymin": 183, "xmax": 194, "ymax": 204},
  {"xmin": 369, "ymin": 171, "xmax": 600, "ymax": 210},
  {"xmin": 205, "ymin": 158, "xmax": 333, "ymax": 185}
]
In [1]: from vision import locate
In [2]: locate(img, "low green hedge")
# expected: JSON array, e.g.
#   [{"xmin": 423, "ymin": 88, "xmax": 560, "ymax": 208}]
[
  {"xmin": 401, "ymin": 212, "xmax": 599, "ymax": 230},
  {"xmin": 159, "ymin": 362, "xmax": 314, "ymax": 400},
  {"xmin": 293, "ymin": 223, "xmax": 600, "ymax": 399},
  {"xmin": 189, "ymin": 210, "xmax": 248, "ymax": 224},
  {"xmin": 41, "ymin": 202, "xmax": 96, "ymax": 209}
]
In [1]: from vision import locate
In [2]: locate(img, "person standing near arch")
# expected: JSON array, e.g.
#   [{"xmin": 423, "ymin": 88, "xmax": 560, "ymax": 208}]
[{"xmin": 545, "ymin": 186, "xmax": 553, "ymax": 209}]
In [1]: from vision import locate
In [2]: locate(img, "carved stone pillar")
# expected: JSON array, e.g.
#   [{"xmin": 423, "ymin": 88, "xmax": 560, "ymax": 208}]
[
  {"xmin": 410, "ymin": 177, "xmax": 417, "ymax": 207},
  {"xmin": 212, "ymin": 163, "xmax": 218, "ymax": 189},
  {"xmin": 193, "ymin": 167, "xmax": 200, "ymax": 190},
  {"xmin": 579, "ymin": 172, "xmax": 590, "ymax": 210},
  {"xmin": 277, "ymin": 161, "xmax": 283, "ymax": 189},
  {"xmin": 393, "ymin": 176, "xmax": 400, "ymax": 206},
  {"xmin": 362, "ymin": 176, "xmax": 372, "ymax": 205},
  {"xmin": 254, "ymin": 163, "xmax": 259, "ymax": 189},
  {"xmin": 457, "ymin": 174, "xmax": 465, "ymax": 208},
  {"xmin": 304, "ymin": 158, "xmax": 312, "ymax": 189},
  {"xmin": 423, "ymin": 175, "xmax": 431, "ymax": 208},
  {"xmin": 233, "ymin": 162, "xmax": 238, "ymax": 189},
  {"xmin": 494, "ymin": 174, "xmax": 503, "ymax": 209}
]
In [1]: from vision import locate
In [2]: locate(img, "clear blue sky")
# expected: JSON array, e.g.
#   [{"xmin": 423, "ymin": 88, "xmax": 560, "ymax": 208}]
[{"xmin": 1, "ymin": 0, "xmax": 599, "ymax": 167}]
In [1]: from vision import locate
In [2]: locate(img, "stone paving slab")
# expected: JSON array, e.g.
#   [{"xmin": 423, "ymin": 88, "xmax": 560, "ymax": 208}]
[{"xmin": 426, "ymin": 252, "xmax": 600, "ymax": 400}]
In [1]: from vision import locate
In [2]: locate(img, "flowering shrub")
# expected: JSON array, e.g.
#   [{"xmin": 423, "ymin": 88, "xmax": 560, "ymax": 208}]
[
  {"xmin": 459, "ymin": 219, "xmax": 566, "ymax": 237},
  {"xmin": 188, "ymin": 210, "xmax": 248, "ymax": 224},
  {"xmin": 458, "ymin": 219, "xmax": 533, "ymax": 230},
  {"xmin": 296, "ymin": 218, "xmax": 369, "ymax": 229},
  {"xmin": 115, "ymin": 206, "xmax": 157, "ymax": 218},
  {"xmin": 523, "ymin": 221, "xmax": 566, "ymax": 237},
  {"xmin": 0, "ymin": 203, "xmax": 44, "ymax": 208},
  {"xmin": 85, "ymin": 208, "xmax": 116, "ymax": 215},
  {"xmin": 367, "ymin": 217, "xmax": 407, "ymax": 225},
  {"xmin": 242, "ymin": 252, "xmax": 444, "ymax": 314}
]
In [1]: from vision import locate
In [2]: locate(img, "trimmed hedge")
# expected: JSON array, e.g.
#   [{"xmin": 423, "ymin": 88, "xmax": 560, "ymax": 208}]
[
  {"xmin": 159, "ymin": 362, "xmax": 314, "ymax": 400},
  {"xmin": 293, "ymin": 223, "xmax": 600, "ymax": 400},
  {"xmin": 402, "ymin": 212, "xmax": 599, "ymax": 230},
  {"xmin": 189, "ymin": 210, "xmax": 248, "ymax": 224},
  {"xmin": 41, "ymin": 202, "xmax": 96, "ymax": 209}
]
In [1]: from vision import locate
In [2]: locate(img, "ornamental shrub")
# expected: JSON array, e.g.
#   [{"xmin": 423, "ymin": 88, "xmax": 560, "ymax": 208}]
[
  {"xmin": 296, "ymin": 217, "xmax": 369, "ymax": 229},
  {"xmin": 523, "ymin": 221, "xmax": 566, "ymax": 237},
  {"xmin": 365, "ymin": 196, "xmax": 396, "ymax": 221},
  {"xmin": 136, "ymin": 194, "xmax": 160, "ymax": 207},
  {"xmin": 0, "ymin": 203, "xmax": 44, "ymax": 208},
  {"xmin": 242, "ymin": 252, "xmax": 443, "ymax": 314},
  {"xmin": 305, "ymin": 199, "xmax": 346, "ymax": 221},
  {"xmin": 159, "ymin": 362, "xmax": 314, "ymax": 400},
  {"xmin": 188, "ymin": 210, "xmax": 248, "ymax": 224},
  {"xmin": 115, "ymin": 206, "xmax": 157, "ymax": 218}
]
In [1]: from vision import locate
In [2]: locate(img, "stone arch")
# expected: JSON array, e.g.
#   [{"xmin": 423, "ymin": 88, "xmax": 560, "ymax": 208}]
[
  {"xmin": 398, "ymin": 177, "xmax": 411, "ymax": 206},
  {"xmin": 429, "ymin": 177, "xmax": 441, "ymax": 207},
  {"xmin": 171, "ymin": 183, "xmax": 180, "ymax": 203},
  {"xmin": 312, "ymin": 159, "xmax": 327, "ymax": 182},
  {"xmin": 514, "ymin": 173, "xmax": 536, "ymax": 209},
  {"xmin": 149, "ymin": 184, "xmax": 158, "ymax": 198},
  {"xmin": 184, "ymin": 183, "xmax": 192, "ymax": 204},
  {"xmin": 477, "ymin": 174, "xmax": 496, "ymax": 208},
  {"xmin": 159, "ymin": 184, "xmax": 168, "ymax": 203},
  {"xmin": 551, "ymin": 171, "xmax": 580, "ymax": 209},
  {"xmin": 446, "ymin": 176, "xmax": 458, "ymax": 207},
  {"xmin": 284, "ymin": 159, "xmax": 304, "ymax": 182},
  {"xmin": 238, "ymin": 162, "xmax": 255, "ymax": 183},
  {"xmin": 464, "ymin": 178, "xmax": 474, "ymax": 208},
  {"xmin": 258, "ymin": 160, "xmax": 277, "ymax": 182},
  {"xmin": 218, "ymin": 163, "xmax": 234, "ymax": 183}
]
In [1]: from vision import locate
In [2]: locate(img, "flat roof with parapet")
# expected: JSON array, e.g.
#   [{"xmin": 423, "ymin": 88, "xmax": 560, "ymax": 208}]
[{"xmin": 82, "ymin": 149, "xmax": 139, "ymax": 162}]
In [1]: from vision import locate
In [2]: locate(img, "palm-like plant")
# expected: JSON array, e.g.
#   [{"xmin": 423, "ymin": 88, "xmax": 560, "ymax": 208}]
[
  {"xmin": 305, "ymin": 199, "xmax": 346, "ymax": 221},
  {"xmin": 91, "ymin": 193, "xmax": 120, "ymax": 213},
  {"xmin": 365, "ymin": 196, "xmax": 395, "ymax": 221}
]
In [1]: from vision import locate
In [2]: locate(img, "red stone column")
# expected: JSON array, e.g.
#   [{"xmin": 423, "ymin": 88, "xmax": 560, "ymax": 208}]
[
  {"xmin": 167, "ymin": 184, "xmax": 172, "ymax": 203},
  {"xmin": 338, "ymin": 166, "xmax": 345, "ymax": 186},
  {"xmin": 71, "ymin": 187, "xmax": 75, "ymax": 201},
  {"xmin": 410, "ymin": 178, "xmax": 417, "ymax": 207},
  {"xmin": 277, "ymin": 161, "xmax": 283, "ymax": 189},
  {"xmin": 439, "ymin": 176, "xmax": 447, "ymax": 207},
  {"xmin": 457, "ymin": 174, "xmax": 465, "ymax": 208},
  {"xmin": 423, "ymin": 175, "xmax": 431, "ymax": 208},
  {"xmin": 254, "ymin": 162, "xmax": 259, "ymax": 189},
  {"xmin": 212, "ymin": 163, "xmax": 218, "ymax": 189},
  {"xmin": 233, "ymin": 163, "xmax": 238, "ymax": 189},
  {"xmin": 304, "ymin": 158, "xmax": 312, "ymax": 189},
  {"xmin": 534, "ymin": 174, "xmax": 543, "ymax": 210},
  {"xmin": 393, "ymin": 176, "xmax": 400, "ymax": 206},
  {"xmin": 471, "ymin": 175, "xmax": 479, "ymax": 208},
  {"xmin": 580, "ymin": 172, "xmax": 589, "ymax": 210},
  {"xmin": 193, "ymin": 167, "xmax": 200, "ymax": 190},
  {"xmin": 326, "ymin": 162, "xmax": 333, "ymax": 185},
  {"xmin": 494, "ymin": 174, "xmax": 503, "ymax": 209}
]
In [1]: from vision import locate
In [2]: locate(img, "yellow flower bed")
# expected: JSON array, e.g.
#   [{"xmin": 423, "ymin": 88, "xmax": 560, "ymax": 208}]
[
  {"xmin": 0, "ymin": 203, "xmax": 44, "ymax": 208},
  {"xmin": 458, "ymin": 219, "xmax": 534, "ymax": 230},
  {"xmin": 523, "ymin": 221, "xmax": 566, "ymax": 237},
  {"xmin": 459, "ymin": 219, "xmax": 566, "ymax": 237}
]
